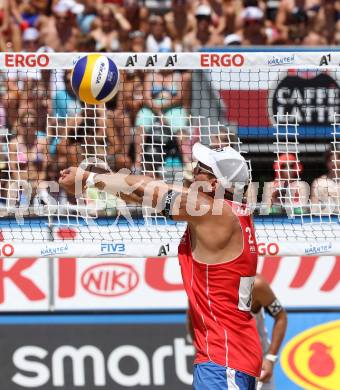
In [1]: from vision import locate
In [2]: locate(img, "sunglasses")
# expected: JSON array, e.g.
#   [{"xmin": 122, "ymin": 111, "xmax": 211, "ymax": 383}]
[
  {"xmin": 196, "ymin": 15, "xmax": 211, "ymax": 21},
  {"xmin": 245, "ymin": 19, "xmax": 262, "ymax": 26},
  {"xmin": 195, "ymin": 161, "xmax": 214, "ymax": 175},
  {"xmin": 56, "ymin": 15, "xmax": 70, "ymax": 21}
]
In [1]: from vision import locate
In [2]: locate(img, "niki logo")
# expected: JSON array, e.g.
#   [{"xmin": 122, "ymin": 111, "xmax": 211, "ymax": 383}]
[
  {"xmin": 81, "ymin": 263, "xmax": 139, "ymax": 297},
  {"xmin": 281, "ymin": 320, "xmax": 340, "ymax": 390}
]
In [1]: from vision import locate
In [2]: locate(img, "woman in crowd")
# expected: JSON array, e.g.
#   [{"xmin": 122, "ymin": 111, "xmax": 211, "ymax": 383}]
[
  {"xmin": 311, "ymin": 148, "xmax": 340, "ymax": 215},
  {"xmin": 262, "ymin": 153, "xmax": 309, "ymax": 215},
  {"xmin": 8, "ymin": 110, "xmax": 49, "ymax": 206}
]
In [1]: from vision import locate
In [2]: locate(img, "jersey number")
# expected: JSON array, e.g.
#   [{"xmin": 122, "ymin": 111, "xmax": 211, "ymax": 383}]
[
  {"xmin": 245, "ymin": 227, "xmax": 254, "ymax": 244},
  {"xmin": 238, "ymin": 276, "xmax": 255, "ymax": 311}
]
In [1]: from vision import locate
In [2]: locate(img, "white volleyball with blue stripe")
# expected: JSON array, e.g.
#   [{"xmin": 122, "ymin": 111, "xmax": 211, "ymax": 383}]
[{"xmin": 71, "ymin": 54, "xmax": 120, "ymax": 105}]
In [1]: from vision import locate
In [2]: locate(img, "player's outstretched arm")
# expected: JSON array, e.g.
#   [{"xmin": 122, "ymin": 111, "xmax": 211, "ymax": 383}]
[{"xmin": 58, "ymin": 166, "xmax": 230, "ymax": 224}]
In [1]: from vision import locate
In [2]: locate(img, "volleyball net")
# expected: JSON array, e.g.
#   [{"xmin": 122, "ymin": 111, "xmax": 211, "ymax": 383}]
[{"xmin": 1, "ymin": 51, "xmax": 340, "ymax": 257}]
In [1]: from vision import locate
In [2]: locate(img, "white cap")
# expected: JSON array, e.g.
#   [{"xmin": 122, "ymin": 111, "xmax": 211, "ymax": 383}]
[
  {"xmin": 23, "ymin": 27, "xmax": 40, "ymax": 42},
  {"xmin": 224, "ymin": 33, "xmax": 241, "ymax": 46},
  {"xmin": 195, "ymin": 4, "xmax": 212, "ymax": 17},
  {"xmin": 240, "ymin": 6, "xmax": 264, "ymax": 20},
  {"xmin": 54, "ymin": 0, "xmax": 84, "ymax": 14},
  {"xmin": 192, "ymin": 143, "xmax": 249, "ymax": 187}
]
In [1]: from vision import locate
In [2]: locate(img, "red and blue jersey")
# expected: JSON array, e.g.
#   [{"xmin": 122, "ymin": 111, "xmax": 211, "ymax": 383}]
[{"xmin": 178, "ymin": 200, "xmax": 262, "ymax": 377}]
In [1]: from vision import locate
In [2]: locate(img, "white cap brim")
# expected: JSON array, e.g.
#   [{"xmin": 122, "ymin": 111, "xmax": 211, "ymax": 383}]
[{"xmin": 192, "ymin": 142, "xmax": 213, "ymax": 167}]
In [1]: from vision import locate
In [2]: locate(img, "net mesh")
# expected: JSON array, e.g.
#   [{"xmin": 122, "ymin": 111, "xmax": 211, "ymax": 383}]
[{"xmin": 0, "ymin": 52, "xmax": 340, "ymax": 257}]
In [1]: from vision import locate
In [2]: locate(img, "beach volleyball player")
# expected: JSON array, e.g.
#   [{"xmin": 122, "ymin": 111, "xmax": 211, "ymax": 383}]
[{"xmin": 59, "ymin": 143, "xmax": 262, "ymax": 389}]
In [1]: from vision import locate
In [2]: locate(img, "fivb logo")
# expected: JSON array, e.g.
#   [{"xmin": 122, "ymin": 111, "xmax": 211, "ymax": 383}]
[{"xmin": 100, "ymin": 242, "xmax": 125, "ymax": 255}]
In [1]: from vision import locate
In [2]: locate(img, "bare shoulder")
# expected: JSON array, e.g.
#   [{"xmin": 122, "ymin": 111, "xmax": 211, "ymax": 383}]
[
  {"xmin": 278, "ymin": 0, "xmax": 291, "ymax": 9},
  {"xmin": 8, "ymin": 139, "xmax": 17, "ymax": 152},
  {"xmin": 254, "ymin": 274, "xmax": 268, "ymax": 290},
  {"xmin": 311, "ymin": 174, "xmax": 327, "ymax": 184},
  {"xmin": 188, "ymin": 13, "xmax": 196, "ymax": 25},
  {"xmin": 211, "ymin": 32, "xmax": 224, "ymax": 45},
  {"xmin": 90, "ymin": 28, "xmax": 101, "ymax": 38},
  {"xmin": 183, "ymin": 31, "xmax": 195, "ymax": 43},
  {"xmin": 36, "ymin": 14, "xmax": 49, "ymax": 27},
  {"xmin": 164, "ymin": 11, "xmax": 173, "ymax": 23}
]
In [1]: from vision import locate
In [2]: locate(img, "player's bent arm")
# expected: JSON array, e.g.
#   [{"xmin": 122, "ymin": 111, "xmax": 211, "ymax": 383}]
[
  {"xmin": 260, "ymin": 301, "xmax": 287, "ymax": 383},
  {"xmin": 91, "ymin": 170, "xmax": 213, "ymax": 223},
  {"xmin": 59, "ymin": 167, "xmax": 234, "ymax": 226},
  {"xmin": 267, "ymin": 308, "xmax": 287, "ymax": 356},
  {"xmin": 253, "ymin": 275, "xmax": 288, "ymax": 383},
  {"xmin": 253, "ymin": 275, "xmax": 287, "ymax": 356}
]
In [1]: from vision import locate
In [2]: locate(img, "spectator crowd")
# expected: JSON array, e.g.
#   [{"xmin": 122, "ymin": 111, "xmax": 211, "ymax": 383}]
[
  {"xmin": 1, "ymin": 0, "xmax": 340, "ymax": 52},
  {"xmin": 0, "ymin": 0, "xmax": 339, "ymax": 214},
  {"xmin": 0, "ymin": 0, "xmax": 340, "ymax": 52}
]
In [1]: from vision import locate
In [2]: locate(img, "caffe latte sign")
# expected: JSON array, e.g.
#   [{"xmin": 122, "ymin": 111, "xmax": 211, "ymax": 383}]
[{"xmin": 271, "ymin": 72, "xmax": 340, "ymax": 125}]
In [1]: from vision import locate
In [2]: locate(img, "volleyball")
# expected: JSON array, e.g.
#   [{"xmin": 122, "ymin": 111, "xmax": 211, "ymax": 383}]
[{"xmin": 71, "ymin": 54, "xmax": 120, "ymax": 104}]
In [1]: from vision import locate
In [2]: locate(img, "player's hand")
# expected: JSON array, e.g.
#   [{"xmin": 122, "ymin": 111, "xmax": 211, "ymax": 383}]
[
  {"xmin": 259, "ymin": 359, "xmax": 274, "ymax": 383},
  {"xmin": 59, "ymin": 167, "xmax": 89, "ymax": 196}
]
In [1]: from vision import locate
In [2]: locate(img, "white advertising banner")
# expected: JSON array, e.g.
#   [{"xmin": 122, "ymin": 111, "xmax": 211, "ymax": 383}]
[
  {"xmin": 0, "ymin": 255, "xmax": 338, "ymax": 311},
  {"xmin": 257, "ymin": 256, "xmax": 340, "ymax": 308},
  {"xmin": 0, "ymin": 51, "xmax": 339, "ymax": 70},
  {"xmin": 52, "ymin": 256, "xmax": 340, "ymax": 311},
  {"xmin": 53, "ymin": 257, "xmax": 185, "ymax": 310}
]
